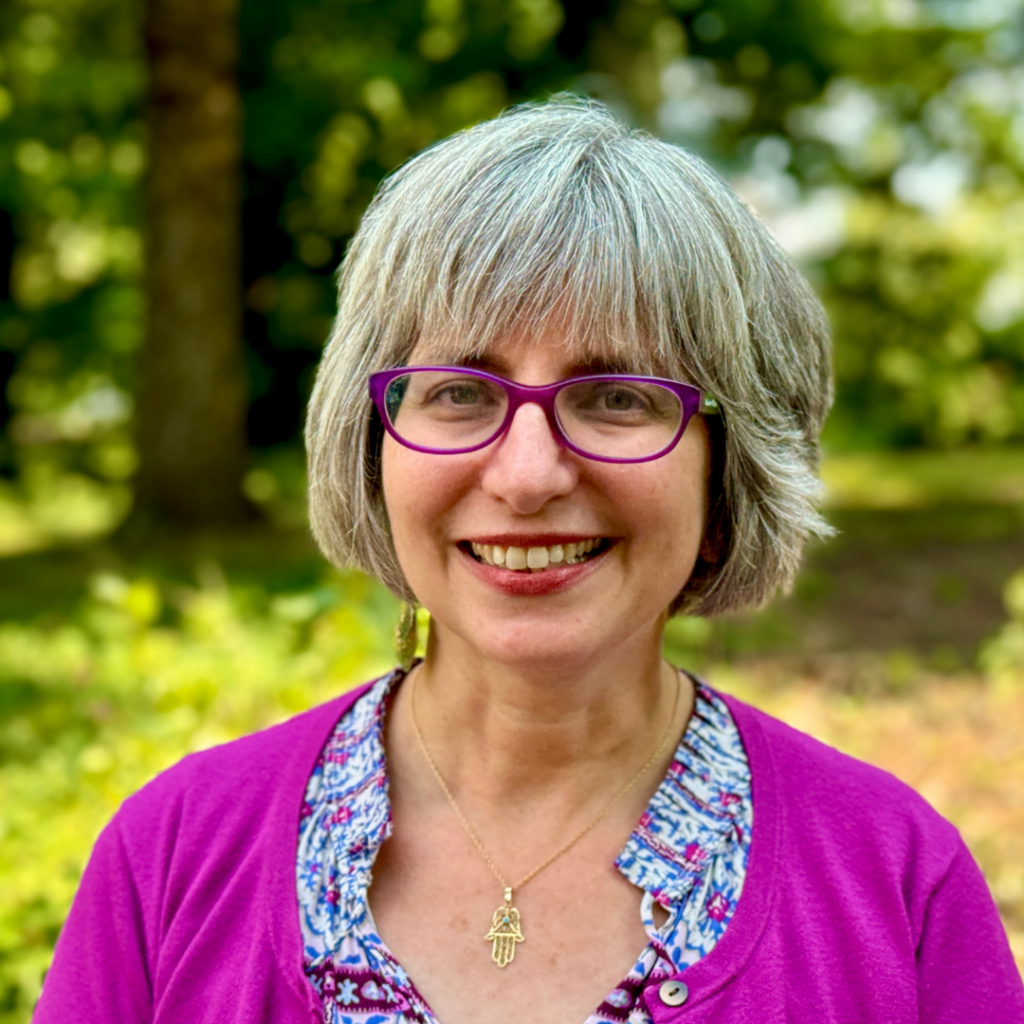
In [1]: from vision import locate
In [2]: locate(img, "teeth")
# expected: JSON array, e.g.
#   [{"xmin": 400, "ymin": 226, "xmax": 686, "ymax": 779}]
[
  {"xmin": 505, "ymin": 546, "xmax": 528, "ymax": 571},
  {"xmin": 469, "ymin": 539, "xmax": 604, "ymax": 572},
  {"xmin": 526, "ymin": 547, "xmax": 549, "ymax": 569}
]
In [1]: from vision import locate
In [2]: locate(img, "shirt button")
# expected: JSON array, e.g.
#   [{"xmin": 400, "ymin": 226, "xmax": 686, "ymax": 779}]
[{"xmin": 658, "ymin": 980, "xmax": 689, "ymax": 1007}]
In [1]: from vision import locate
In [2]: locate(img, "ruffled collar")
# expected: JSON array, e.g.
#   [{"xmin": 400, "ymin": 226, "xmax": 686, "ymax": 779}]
[{"xmin": 614, "ymin": 680, "xmax": 751, "ymax": 907}]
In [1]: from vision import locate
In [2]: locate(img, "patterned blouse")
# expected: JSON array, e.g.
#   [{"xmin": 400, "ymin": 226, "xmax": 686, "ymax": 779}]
[{"xmin": 297, "ymin": 671, "xmax": 752, "ymax": 1024}]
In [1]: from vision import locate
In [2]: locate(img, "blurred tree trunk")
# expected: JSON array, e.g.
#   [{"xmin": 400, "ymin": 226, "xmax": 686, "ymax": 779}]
[{"xmin": 136, "ymin": 0, "xmax": 248, "ymax": 524}]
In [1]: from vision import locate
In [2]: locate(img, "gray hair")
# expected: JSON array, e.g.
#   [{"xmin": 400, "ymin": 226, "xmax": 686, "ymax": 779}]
[{"xmin": 305, "ymin": 97, "xmax": 833, "ymax": 617}]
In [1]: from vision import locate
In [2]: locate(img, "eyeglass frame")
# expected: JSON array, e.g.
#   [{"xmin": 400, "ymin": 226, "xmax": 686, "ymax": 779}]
[{"xmin": 368, "ymin": 365, "xmax": 721, "ymax": 465}]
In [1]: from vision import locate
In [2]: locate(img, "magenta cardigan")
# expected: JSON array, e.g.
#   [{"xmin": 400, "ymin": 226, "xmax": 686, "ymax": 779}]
[{"xmin": 35, "ymin": 682, "xmax": 1024, "ymax": 1023}]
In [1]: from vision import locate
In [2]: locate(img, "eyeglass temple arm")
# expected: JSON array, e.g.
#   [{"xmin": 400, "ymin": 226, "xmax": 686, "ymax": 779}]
[{"xmin": 699, "ymin": 394, "xmax": 721, "ymax": 415}]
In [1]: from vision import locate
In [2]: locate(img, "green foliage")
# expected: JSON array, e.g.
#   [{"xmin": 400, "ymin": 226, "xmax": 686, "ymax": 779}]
[
  {"xmin": 820, "ymin": 445, "xmax": 1024, "ymax": 509},
  {"xmin": 823, "ymin": 197, "xmax": 1024, "ymax": 450},
  {"xmin": 0, "ymin": 564, "xmax": 399, "ymax": 1021},
  {"xmin": 0, "ymin": 0, "xmax": 143, "ymax": 512},
  {"xmin": 980, "ymin": 569, "xmax": 1024, "ymax": 692}
]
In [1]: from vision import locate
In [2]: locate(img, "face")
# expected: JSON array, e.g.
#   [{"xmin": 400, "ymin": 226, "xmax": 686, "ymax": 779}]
[{"xmin": 381, "ymin": 324, "xmax": 713, "ymax": 671}]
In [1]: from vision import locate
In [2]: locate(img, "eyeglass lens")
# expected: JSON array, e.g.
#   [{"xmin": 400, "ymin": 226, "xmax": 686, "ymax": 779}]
[{"xmin": 382, "ymin": 370, "xmax": 685, "ymax": 460}]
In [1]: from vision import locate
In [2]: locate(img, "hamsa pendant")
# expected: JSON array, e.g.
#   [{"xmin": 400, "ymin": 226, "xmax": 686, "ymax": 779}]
[{"xmin": 484, "ymin": 888, "xmax": 525, "ymax": 968}]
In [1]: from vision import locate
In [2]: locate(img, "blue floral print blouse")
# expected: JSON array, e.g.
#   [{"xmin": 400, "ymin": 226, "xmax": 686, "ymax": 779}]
[{"xmin": 297, "ymin": 671, "xmax": 752, "ymax": 1024}]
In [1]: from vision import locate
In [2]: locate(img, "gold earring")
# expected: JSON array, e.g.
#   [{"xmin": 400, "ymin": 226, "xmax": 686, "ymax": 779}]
[{"xmin": 395, "ymin": 601, "xmax": 418, "ymax": 671}]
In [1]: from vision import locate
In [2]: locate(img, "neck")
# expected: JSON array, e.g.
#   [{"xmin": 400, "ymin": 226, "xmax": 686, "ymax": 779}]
[{"xmin": 394, "ymin": 619, "xmax": 691, "ymax": 819}]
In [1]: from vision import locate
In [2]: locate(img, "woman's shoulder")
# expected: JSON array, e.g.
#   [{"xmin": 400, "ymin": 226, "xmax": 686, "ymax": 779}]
[
  {"xmin": 720, "ymin": 690, "xmax": 965, "ymax": 873},
  {"xmin": 110, "ymin": 679, "xmax": 378, "ymax": 854}
]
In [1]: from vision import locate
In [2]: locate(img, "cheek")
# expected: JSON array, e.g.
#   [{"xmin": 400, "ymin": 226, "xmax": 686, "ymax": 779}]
[
  {"xmin": 381, "ymin": 438, "xmax": 470, "ymax": 561},
  {"xmin": 632, "ymin": 474, "xmax": 707, "ymax": 554},
  {"xmin": 628, "ymin": 427, "xmax": 711, "ymax": 564},
  {"xmin": 382, "ymin": 440, "xmax": 431, "ymax": 552},
  {"xmin": 678, "ymin": 420, "xmax": 713, "ymax": 527}
]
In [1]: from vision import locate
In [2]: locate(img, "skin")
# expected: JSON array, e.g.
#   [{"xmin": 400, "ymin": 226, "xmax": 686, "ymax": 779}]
[{"xmin": 369, "ymin": 322, "xmax": 713, "ymax": 1024}]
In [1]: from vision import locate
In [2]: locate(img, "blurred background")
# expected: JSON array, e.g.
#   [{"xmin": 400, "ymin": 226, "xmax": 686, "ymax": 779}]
[{"xmin": 1, "ymin": 0, "xmax": 1024, "ymax": 1014}]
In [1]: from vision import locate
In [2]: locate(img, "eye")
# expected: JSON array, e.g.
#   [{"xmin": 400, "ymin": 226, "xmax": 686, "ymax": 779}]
[
  {"xmin": 439, "ymin": 382, "xmax": 485, "ymax": 406},
  {"xmin": 574, "ymin": 382, "xmax": 656, "ymax": 417},
  {"xmin": 599, "ymin": 389, "xmax": 644, "ymax": 411},
  {"xmin": 558, "ymin": 378, "xmax": 679, "ymax": 432},
  {"xmin": 418, "ymin": 374, "xmax": 505, "ymax": 417}
]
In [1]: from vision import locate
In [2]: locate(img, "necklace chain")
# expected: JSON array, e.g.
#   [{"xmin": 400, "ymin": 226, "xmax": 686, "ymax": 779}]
[{"xmin": 409, "ymin": 668, "xmax": 684, "ymax": 895}]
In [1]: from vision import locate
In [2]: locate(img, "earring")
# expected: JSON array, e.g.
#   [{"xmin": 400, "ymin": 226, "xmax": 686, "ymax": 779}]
[{"xmin": 395, "ymin": 600, "xmax": 419, "ymax": 671}]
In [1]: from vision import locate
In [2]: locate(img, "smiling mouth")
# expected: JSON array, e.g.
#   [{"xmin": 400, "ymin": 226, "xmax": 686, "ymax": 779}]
[{"xmin": 463, "ymin": 539, "xmax": 611, "ymax": 572}]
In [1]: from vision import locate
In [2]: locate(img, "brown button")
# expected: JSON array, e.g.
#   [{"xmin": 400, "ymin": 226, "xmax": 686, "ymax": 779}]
[{"xmin": 658, "ymin": 980, "xmax": 689, "ymax": 1007}]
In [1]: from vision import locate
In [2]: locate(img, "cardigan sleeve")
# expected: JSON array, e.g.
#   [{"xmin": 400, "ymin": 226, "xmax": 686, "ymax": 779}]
[
  {"xmin": 915, "ymin": 838, "xmax": 1024, "ymax": 1022},
  {"xmin": 34, "ymin": 817, "xmax": 153, "ymax": 1023}
]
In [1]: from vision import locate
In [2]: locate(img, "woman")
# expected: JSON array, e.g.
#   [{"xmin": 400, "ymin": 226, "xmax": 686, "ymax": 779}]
[{"xmin": 37, "ymin": 100, "xmax": 1022, "ymax": 1023}]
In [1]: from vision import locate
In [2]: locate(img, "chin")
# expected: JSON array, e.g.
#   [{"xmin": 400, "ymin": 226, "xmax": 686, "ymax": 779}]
[{"xmin": 455, "ymin": 615, "xmax": 612, "ymax": 672}]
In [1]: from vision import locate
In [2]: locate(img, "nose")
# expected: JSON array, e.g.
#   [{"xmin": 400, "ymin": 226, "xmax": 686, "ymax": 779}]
[{"xmin": 479, "ymin": 401, "xmax": 578, "ymax": 514}]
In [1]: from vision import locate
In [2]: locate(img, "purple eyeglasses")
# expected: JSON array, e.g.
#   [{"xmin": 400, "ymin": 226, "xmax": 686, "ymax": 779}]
[{"xmin": 368, "ymin": 366, "xmax": 720, "ymax": 464}]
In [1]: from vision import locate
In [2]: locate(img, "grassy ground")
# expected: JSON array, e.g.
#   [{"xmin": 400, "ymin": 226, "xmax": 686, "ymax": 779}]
[{"xmin": 1, "ymin": 449, "xmax": 1023, "ymax": 1019}]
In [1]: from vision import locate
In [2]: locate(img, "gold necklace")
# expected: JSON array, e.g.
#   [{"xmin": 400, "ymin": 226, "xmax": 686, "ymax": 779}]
[{"xmin": 409, "ymin": 668, "xmax": 683, "ymax": 968}]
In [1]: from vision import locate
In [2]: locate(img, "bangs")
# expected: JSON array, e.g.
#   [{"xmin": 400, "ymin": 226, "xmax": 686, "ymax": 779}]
[
  {"xmin": 404, "ymin": 159, "xmax": 663, "ymax": 376},
  {"xmin": 349, "ymin": 106, "xmax": 739, "ymax": 383}
]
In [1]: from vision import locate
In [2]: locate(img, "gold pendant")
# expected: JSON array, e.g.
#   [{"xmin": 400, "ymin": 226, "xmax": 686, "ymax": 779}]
[{"xmin": 485, "ymin": 887, "xmax": 525, "ymax": 968}]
